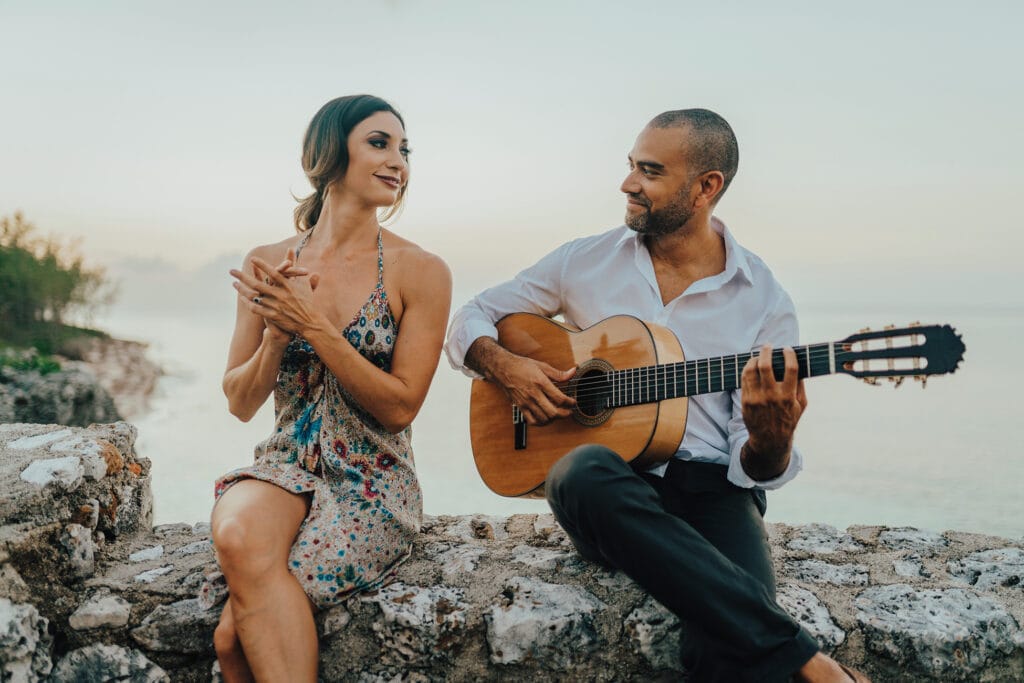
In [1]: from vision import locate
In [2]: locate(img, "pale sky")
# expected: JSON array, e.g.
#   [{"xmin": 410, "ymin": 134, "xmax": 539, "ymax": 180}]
[{"xmin": 2, "ymin": 0, "xmax": 1022, "ymax": 311}]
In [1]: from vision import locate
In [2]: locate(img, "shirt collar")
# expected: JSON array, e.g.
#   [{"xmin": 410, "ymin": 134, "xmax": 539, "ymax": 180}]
[{"xmin": 616, "ymin": 218, "xmax": 754, "ymax": 288}]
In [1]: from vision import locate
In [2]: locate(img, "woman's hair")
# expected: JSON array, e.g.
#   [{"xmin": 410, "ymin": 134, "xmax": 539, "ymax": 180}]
[{"xmin": 294, "ymin": 95, "xmax": 407, "ymax": 232}]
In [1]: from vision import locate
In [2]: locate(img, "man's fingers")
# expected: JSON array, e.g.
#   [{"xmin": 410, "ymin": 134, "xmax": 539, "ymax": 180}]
[
  {"xmin": 781, "ymin": 347, "xmax": 799, "ymax": 393},
  {"xmin": 756, "ymin": 344, "xmax": 776, "ymax": 383},
  {"xmin": 742, "ymin": 353, "xmax": 760, "ymax": 388},
  {"xmin": 796, "ymin": 379, "xmax": 808, "ymax": 410}
]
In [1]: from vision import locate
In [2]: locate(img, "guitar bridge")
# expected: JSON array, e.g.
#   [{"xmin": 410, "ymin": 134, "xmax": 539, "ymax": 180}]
[{"xmin": 512, "ymin": 405, "xmax": 527, "ymax": 450}]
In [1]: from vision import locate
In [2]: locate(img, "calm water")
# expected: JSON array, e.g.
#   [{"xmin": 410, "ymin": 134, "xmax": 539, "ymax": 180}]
[{"xmin": 97, "ymin": 302, "xmax": 1023, "ymax": 539}]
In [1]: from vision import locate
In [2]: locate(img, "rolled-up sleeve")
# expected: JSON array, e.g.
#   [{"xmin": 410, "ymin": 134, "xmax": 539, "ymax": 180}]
[
  {"xmin": 444, "ymin": 241, "xmax": 572, "ymax": 377},
  {"xmin": 725, "ymin": 288, "xmax": 805, "ymax": 490}
]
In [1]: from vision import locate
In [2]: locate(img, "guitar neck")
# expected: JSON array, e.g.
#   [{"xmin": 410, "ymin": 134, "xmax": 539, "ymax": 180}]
[{"xmin": 607, "ymin": 343, "xmax": 837, "ymax": 408}]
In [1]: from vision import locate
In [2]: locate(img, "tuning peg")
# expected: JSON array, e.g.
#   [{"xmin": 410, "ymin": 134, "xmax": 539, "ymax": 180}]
[
  {"xmin": 859, "ymin": 327, "xmax": 872, "ymax": 334},
  {"xmin": 889, "ymin": 376, "xmax": 905, "ymax": 388},
  {"xmin": 861, "ymin": 377, "xmax": 879, "ymax": 386},
  {"xmin": 914, "ymin": 375, "xmax": 928, "ymax": 388},
  {"xmin": 909, "ymin": 321, "xmax": 921, "ymax": 327},
  {"xmin": 884, "ymin": 324, "xmax": 895, "ymax": 330}
]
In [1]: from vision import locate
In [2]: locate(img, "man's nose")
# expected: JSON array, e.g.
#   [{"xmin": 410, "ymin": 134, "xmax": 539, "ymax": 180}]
[{"xmin": 620, "ymin": 171, "xmax": 640, "ymax": 195}]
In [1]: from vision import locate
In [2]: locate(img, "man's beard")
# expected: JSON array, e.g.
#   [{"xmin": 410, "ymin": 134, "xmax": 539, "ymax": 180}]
[{"xmin": 625, "ymin": 195, "xmax": 693, "ymax": 236}]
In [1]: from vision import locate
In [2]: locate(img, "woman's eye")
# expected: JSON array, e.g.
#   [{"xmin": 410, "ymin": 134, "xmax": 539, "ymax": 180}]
[
  {"xmin": 370, "ymin": 139, "xmax": 387, "ymax": 149},
  {"xmin": 400, "ymin": 147, "xmax": 411, "ymax": 158}
]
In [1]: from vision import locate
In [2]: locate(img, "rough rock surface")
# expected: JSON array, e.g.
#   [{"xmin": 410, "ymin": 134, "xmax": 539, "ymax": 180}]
[
  {"xmin": 2, "ymin": 424, "xmax": 1024, "ymax": 682},
  {"xmin": 60, "ymin": 336, "xmax": 162, "ymax": 419},
  {"xmin": 0, "ymin": 364, "xmax": 121, "ymax": 426}
]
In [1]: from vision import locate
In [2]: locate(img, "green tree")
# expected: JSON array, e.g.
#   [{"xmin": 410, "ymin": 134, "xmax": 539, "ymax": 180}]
[{"xmin": 0, "ymin": 213, "xmax": 113, "ymax": 351}]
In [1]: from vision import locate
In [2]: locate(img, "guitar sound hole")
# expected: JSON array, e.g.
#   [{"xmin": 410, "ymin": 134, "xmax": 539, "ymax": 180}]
[{"xmin": 575, "ymin": 369, "xmax": 610, "ymax": 418}]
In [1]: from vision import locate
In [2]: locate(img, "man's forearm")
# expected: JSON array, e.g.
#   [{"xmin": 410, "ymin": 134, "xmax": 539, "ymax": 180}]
[{"xmin": 464, "ymin": 336, "xmax": 508, "ymax": 381}]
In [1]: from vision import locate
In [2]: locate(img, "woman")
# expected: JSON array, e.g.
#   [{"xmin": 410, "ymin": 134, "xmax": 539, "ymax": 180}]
[{"xmin": 209, "ymin": 95, "xmax": 452, "ymax": 682}]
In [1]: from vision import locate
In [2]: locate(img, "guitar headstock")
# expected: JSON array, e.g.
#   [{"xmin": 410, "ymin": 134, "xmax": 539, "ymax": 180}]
[{"xmin": 837, "ymin": 323, "xmax": 965, "ymax": 387}]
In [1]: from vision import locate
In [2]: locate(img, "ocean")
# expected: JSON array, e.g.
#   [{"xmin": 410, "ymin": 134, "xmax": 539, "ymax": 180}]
[{"xmin": 95, "ymin": 300, "xmax": 1023, "ymax": 540}]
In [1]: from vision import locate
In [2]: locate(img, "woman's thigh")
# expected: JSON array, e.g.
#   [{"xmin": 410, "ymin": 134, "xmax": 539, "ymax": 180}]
[{"xmin": 212, "ymin": 479, "xmax": 312, "ymax": 565}]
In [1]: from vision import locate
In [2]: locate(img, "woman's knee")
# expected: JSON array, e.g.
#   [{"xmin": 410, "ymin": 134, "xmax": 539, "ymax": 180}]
[{"xmin": 211, "ymin": 513, "xmax": 279, "ymax": 580}]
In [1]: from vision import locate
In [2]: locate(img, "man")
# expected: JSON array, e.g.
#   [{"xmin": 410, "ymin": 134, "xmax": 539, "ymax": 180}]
[{"xmin": 445, "ymin": 110, "xmax": 869, "ymax": 682}]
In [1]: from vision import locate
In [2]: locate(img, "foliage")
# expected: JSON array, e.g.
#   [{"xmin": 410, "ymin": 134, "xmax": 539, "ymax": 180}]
[
  {"xmin": 0, "ymin": 348, "xmax": 61, "ymax": 375},
  {"xmin": 0, "ymin": 213, "xmax": 114, "ymax": 353}
]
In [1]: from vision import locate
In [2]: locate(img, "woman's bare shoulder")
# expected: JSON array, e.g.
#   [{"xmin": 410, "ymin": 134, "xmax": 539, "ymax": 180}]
[
  {"xmin": 241, "ymin": 233, "xmax": 307, "ymax": 268},
  {"xmin": 382, "ymin": 230, "xmax": 451, "ymax": 283}
]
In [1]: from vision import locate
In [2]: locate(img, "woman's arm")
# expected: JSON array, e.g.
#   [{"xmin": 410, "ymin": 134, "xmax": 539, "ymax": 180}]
[
  {"xmin": 222, "ymin": 245, "xmax": 301, "ymax": 422},
  {"xmin": 236, "ymin": 248, "xmax": 452, "ymax": 433}
]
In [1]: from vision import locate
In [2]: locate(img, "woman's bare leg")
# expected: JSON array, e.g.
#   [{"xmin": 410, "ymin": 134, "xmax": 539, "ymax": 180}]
[
  {"xmin": 213, "ymin": 599, "xmax": 254, "ymax": 683},
  {"xmin": 211, "ymin": 479, "xmax": 317, "ymax": 682}
]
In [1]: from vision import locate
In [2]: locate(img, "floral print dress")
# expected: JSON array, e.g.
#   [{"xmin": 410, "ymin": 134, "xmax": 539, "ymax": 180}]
[{"xmin": 212, "ymin": 228, "xmax": 422, "ymax": 609}]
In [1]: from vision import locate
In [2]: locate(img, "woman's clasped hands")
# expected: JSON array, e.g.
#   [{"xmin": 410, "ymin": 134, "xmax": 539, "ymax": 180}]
[{"xmin": 230, "ymin": 247, "xmax": 323, "ymax": 342}]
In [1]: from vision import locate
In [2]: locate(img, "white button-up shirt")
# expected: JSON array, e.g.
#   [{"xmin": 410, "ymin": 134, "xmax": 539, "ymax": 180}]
[{"xmin": 445, "ymin": 219, "xmax": 803, "ymax": 490}]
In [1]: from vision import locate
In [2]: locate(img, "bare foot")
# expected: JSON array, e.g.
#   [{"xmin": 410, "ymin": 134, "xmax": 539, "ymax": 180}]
[{"xmin": 793, "ymin": 652, "xmax": 871, "ymax": 682}]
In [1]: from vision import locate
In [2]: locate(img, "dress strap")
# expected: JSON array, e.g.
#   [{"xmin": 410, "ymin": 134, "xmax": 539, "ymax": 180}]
[{"xmin": 376, "ymin": 227, "xmax": 384, "ymax": 287}]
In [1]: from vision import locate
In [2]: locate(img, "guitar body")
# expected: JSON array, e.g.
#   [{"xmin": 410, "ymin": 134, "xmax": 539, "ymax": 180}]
[{"xmin": 470, "ymin": 313, "xmax": 688, "ymax": 498}]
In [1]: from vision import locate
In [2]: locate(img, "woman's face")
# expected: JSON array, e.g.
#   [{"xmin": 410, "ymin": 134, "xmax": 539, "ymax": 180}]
[{"xmin": 335, "ymin": 110, "xmax": 409, "ymax": 209}]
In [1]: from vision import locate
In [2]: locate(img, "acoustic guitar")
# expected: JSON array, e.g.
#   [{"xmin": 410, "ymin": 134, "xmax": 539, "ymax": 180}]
[{"xmin": 469, "ymin": 313, "xmax": 965, "ymax": 498}]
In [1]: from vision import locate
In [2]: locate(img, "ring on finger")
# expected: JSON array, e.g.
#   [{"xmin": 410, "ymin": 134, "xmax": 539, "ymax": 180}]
[{"xmin": 252, "ymin": 296, "xmax": 262, "ymax": 305}]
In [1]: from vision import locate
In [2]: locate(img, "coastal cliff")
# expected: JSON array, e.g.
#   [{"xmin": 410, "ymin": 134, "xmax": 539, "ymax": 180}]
[
  {"xmin": 1, "ymin": 422, "xmax": 1022, "ymax": 682},
  {"xmin": 0, "ymin": 337, "xmax": 161, "ymax": 427}
]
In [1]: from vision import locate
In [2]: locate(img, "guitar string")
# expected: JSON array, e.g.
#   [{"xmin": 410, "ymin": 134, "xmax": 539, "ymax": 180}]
[
  {"xmin": 556, "ymin": 345, "xmax": 922, "ymax": 403},
  {"xmin": 556, "ymin": 345, "xmax": 839, "ymax": 395}
]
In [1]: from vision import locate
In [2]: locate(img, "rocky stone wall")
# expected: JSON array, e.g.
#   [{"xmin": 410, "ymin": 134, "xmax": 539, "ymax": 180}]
[
  {"xmin": 1, "ymin": 423, "xmax": 1023, "ymax": 682},
  {"xmin": 0, "ymin": 363, "xmax": 120, "ymax": 427}
]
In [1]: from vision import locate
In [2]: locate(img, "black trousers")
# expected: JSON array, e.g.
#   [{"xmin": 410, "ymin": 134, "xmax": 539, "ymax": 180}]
[{"xmin": 545, "ymin": 444, "xmax": 819, "ymax": 682}]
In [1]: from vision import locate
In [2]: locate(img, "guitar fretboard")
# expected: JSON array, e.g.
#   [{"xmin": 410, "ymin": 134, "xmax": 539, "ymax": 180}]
[{"xmin": 604, "ymin": 343, "xmax": 838, "ymax": 408}]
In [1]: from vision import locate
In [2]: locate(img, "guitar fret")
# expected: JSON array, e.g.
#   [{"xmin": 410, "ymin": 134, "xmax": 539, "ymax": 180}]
[
  {"xmin": 734, "ymin": 353, "xmax": 739, "ymax": 390},
  {"xmin": 705, "ymin": 358, "xmax": 711, "ymax": 394},
  {"xmin": 828, "ymin": 342, "xmax": 836, "ymax": 375}
]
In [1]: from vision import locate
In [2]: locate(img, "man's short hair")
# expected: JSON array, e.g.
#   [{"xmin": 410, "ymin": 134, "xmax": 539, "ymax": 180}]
[{"xmin": 649, "ymin": 109, "xmax": 739, "ymax": 200}]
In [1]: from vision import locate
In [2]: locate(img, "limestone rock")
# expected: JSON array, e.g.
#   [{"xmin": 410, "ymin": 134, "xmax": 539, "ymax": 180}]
[
  {"xmin": 786, "ymin": 558, "xmax": 869, "ymax": 586},
  {"xmin": 786, "ymin": 524, "xmax": 864, "ymax": 555},
  {"xmin": 878, "ymin": 528, "xmax": 948, "ymax": 553},
  {"xmin": 948, "ymin": 547, "xmax": 1024, "ymax": 591},
  {"xmin": 0, "ymin": 365, "xmax": 120, "ymax": 426},
  {"xmin": 893, "ymin": 554, "xmax": 930, "ymax": 579},
  {"xmin": 485, "ymin": 577, "xmax": 606, "ymax": 670},
  {"xmin": 69, "ymin": 592, "xmax": 132, "ymax": 630},
  {"xmin": 855, "ymin": 584, "xmax": 1024, "ymax": 677},
  {"xmin": 60, "ymin": 522, "xmax": 96, "ymax": 578},
  {"xmin": 623, "ymin": 595, "xmax": 682, "ymax": 671},
  {"xmin": 360, "ymin": 582, "xmax": 469, "ymax": 665},
  {"xmin": 131, "ymin": 598, "xmax": 220, "ymax": 653},
  {"xmin": 49, "ymin": 643, "xmax": 168, "ymax": 682},
  {"xmin": 129, "ymin": 545, "xmax": 164, "ymax": 563},
  {"xmin": 777, "ymin": 584, "xmax": 846, "ymax": 651},
  {"xmin": 19, "ymin": 456, "xmax": 83, "ymax": 491},
  {"xmin": 133, "ymin": 565, "xmax": 174, "ymax": 583},
  {"xmin": 0, "ymin": 598, "xmax": 52, "ymax": 682}
]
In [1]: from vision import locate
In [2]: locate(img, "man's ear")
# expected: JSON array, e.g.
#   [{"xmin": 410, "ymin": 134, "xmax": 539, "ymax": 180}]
[{"xmin": 693, "ymin": 171, "xmax": 725, "ymax": 209}]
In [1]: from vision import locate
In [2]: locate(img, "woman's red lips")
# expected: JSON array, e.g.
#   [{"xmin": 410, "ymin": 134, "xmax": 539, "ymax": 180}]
[{"xmin": 375, "ymin": 174, "xmax": 400, "ymax": 188}]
